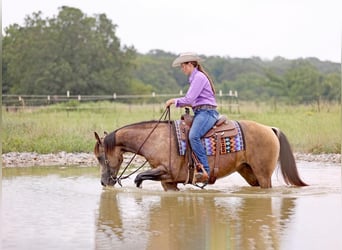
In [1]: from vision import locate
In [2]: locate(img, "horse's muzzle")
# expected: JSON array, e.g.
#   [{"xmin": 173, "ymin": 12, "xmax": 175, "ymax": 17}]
[{"xmin": 101, "ymin": 175, "xmax": 117, "ymax": 187}]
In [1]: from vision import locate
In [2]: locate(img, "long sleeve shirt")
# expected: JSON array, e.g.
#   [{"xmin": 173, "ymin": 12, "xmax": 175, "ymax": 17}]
[{"xmin": 174, "ymin": 68, "xmax": 217, "ymax": 108}]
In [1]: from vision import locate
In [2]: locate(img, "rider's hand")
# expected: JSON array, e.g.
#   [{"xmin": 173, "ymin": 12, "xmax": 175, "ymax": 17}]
[{"xmin": 166, "ymin": 99, "xmax": 175, "ymax": 107}]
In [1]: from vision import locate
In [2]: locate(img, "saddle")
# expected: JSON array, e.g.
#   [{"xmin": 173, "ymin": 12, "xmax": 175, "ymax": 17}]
[
  {"xmin": 180, "ymin": 108, "xmax": 238, "ymax": 185},
  {"xmin": 181, "ymin": 112, "xmax": 238, "ymax": 139}
]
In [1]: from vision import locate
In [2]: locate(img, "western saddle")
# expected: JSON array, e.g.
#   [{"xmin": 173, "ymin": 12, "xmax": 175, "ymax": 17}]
[{"xmin": 179, "ymin": 108, "xmax": 238, "ymax": 185}]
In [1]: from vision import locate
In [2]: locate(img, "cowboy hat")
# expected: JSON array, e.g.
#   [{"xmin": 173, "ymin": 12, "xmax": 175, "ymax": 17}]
[{"xmin": 172, "ymin": 52, "xmax": 204, "ymax": 67}]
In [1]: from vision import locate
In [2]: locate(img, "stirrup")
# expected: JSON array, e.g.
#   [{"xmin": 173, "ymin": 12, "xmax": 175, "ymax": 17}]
[{"xmin": 194, "ymin": 182, "xmax": 208, "ymax": 189}]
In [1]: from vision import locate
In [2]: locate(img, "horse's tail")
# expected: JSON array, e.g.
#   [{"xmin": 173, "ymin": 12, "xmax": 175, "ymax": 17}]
[{"xmin": 272, "ymin": 128, "xmax": 308, "ymax": 186}]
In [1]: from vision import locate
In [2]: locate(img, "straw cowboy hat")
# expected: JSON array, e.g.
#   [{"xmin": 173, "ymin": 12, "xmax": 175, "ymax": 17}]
[{"xmin": 172, "ymin": 52, "xmax": 204, "ymax": 67}]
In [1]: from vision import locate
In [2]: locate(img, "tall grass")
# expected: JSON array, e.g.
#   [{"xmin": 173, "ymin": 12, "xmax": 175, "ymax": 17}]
[
  {"xmin": 227, "ymin": 102, "xmax": 341, "ymax": 153},
  {"xmin": 2, "ymin": 101, "xmax": 340, "ymax": 154}
]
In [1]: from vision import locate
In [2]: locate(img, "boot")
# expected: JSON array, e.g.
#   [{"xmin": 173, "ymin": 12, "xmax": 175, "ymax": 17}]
[
  {"xmin": 195, "ymin": 164, "xmax": 209, "ymax": 183},
  {"xmin": 195, "ymin": 172, "xmax": 209, "ymax": 183}
]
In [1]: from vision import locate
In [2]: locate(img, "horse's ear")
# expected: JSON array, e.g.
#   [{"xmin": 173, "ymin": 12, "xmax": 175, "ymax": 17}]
[
  {"xmin": 94, "ymin": 132, "xmax": 102, "ymax": 145},
  {"xmin": 104, "ymin": 131, "xmax": 108, "ymax": 136}
]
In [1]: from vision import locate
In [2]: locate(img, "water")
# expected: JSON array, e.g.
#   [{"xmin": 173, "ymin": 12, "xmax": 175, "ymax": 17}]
[{"xmin": 2, "ymin": 162, "xmax": 341, "ymax": 250}]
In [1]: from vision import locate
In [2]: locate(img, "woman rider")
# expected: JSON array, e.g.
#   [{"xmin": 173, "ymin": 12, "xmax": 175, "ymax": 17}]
[{"xmin": 166, "ymin": 52, "xmax": 219, "ymax": 183}]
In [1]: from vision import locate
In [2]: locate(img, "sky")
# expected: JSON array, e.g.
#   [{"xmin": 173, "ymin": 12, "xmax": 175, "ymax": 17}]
[{"xmin": 2, "ymin": 0, "xmax": 341, "ymax": 62}]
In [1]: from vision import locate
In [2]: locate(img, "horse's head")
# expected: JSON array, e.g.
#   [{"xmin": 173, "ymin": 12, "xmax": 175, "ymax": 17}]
[{"xmin": 94, "ymin": 131, "xmax": 123, "ymax": 187}]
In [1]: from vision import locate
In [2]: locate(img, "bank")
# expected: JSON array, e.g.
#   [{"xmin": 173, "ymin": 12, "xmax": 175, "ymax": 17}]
[{"xmin": 1, "ymin": 152, "xmax": 341, "ymax": 168}]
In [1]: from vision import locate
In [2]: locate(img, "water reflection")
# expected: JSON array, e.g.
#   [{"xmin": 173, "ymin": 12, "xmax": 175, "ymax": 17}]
[
  {"xmin": 2, "ymin": 163, "xmax": 341, "ymax": 250},
  {"xmin": 96, "ymin": 190, "xmax": 296, "ymax": 249}
]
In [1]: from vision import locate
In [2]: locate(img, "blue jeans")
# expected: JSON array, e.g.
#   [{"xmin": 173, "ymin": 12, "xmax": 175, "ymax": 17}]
[{"xmin": 189, "ymin": 109, "xmax": 219, "ymax": 175}]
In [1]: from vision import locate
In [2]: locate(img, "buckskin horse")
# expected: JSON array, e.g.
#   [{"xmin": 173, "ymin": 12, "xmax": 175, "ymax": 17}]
[{"xmin": 94, "ymin": 110, "xmax": 307, "ymax": 191}]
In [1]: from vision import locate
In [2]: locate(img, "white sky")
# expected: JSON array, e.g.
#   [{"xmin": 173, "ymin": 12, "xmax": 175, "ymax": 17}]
[{"xmin": 2, "ymin": 0, "xmax": 342, "ymax": 62}]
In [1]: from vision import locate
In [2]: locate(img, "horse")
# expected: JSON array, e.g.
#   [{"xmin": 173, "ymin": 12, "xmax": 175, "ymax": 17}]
[{"xmin": 94, "ymin": 115, "xmax": 308, "ymax": 191}]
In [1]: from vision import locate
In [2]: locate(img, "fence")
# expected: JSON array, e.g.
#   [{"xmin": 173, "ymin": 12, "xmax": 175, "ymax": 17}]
[{"xmin": 2, "ymin": 91, "xmax": 240, "ymax": 113}]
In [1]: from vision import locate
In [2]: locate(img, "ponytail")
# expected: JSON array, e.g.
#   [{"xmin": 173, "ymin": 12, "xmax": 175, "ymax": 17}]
[{"xmin": 189, "ymin": 61, "xmax": 216, "ymax": 94}]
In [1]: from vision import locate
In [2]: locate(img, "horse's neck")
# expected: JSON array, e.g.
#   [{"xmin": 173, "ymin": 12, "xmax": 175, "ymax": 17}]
[{"xmin": 116, "ymin": 122, "xmax": 164, "ymax": 154}]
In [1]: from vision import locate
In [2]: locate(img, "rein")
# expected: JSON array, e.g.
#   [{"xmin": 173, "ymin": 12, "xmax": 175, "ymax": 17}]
[{"xmin": 108, "ymin": 107, "xmax": 172, "ymax": 187}]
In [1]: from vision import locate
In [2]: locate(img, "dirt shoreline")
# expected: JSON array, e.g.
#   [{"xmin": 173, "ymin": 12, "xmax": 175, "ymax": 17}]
[{"xmin": 1, "ymin": 152, "xmax": 341, "ymax": 168}]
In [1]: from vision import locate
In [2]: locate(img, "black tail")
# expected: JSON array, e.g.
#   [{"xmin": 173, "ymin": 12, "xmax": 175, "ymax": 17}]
[{"xmin": 273, "ymin": 128, "xmax": 308, "ymax": 186}]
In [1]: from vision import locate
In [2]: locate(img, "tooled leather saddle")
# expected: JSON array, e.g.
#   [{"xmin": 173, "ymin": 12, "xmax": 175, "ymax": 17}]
[
  {"xmin": 179, "ymin": 108, "xmax": 238, "ymax": 184},
  {"xmin": 181, "ymin": 109, "xmax": 238, "ymax": 138}
]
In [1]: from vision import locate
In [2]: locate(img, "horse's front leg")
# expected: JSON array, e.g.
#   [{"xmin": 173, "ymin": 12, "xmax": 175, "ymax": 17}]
[{"xmin": 134, "ymin": 165, "xmax": 169, "ymax": 188}]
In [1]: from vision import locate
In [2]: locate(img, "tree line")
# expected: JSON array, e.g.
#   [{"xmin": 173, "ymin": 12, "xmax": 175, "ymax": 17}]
[{"xmin": 2, "ymin": 6, "xmax": 341, "ymax": 104}]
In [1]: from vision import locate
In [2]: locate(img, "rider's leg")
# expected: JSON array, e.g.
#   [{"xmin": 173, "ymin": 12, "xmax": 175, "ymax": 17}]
[{"xmin": 189, "ymin": 109, "xmax": 219, "ymax": 176}]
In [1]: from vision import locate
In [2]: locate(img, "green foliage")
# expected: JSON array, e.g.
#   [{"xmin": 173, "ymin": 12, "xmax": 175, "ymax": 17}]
[
  {"xmin": 2, "ymin": 6, "xmax": 341, "ymax": 104},
  {"xmin": 2, "ymin": 6, "xmax": 136, "ymax": 95},
  {"xmin": 130, "ymin": 52, "xmax": 340, "ymax": 104},
  {"xmin": 132, "ymin": 50, "xmax": 184, "ymax": 93}
]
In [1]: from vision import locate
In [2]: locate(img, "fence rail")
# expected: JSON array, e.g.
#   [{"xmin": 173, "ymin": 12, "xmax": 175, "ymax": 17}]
[{"xmin": 2, "ymin": 91, "xmax": 240, "ymax": 113}]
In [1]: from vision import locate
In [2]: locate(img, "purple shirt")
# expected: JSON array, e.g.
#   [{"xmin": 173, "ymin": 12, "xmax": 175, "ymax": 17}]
[{"xmin": 175, "ymin": 68, "xmax": 217, "ymax": 108}]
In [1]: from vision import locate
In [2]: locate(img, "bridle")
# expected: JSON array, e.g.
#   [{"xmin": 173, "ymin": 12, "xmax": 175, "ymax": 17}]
[{"xmin": 102, "ymin": 107, "xmax": 172, "ymax": 187}]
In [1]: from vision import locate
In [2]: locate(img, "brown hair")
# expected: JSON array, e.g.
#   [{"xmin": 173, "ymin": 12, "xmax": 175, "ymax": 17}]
[{"xmin": 188, "ymin": 61, "xmax": 216, "ymax": 94}]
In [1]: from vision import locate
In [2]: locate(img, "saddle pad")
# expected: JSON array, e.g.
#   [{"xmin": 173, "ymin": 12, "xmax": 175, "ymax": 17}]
[{"xmin": 174, "ymin": 120, "xmax": 245, "ymax": 156}]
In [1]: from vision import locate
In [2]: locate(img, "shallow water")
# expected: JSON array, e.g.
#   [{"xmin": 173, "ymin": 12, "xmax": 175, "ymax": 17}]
[{"xmin": 2, "ymin": 162, "xmax": 341, "ymax": 250}]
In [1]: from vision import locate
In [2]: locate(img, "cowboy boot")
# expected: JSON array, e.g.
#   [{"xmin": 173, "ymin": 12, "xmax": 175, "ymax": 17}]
[{"xmin": 195, "ymin": 164, "xmax": 209, "ymax": 183}]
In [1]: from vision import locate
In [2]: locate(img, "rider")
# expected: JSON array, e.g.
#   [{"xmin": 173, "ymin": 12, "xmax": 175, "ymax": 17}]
[{"xmin": 166, "ymin": 52, "xmax": 219, "ymax": 183}]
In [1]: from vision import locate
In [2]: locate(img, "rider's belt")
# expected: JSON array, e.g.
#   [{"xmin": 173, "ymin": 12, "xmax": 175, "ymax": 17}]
[{"xmin": 192, "ymin": 104, "xmax": 217, "ymax": 111}]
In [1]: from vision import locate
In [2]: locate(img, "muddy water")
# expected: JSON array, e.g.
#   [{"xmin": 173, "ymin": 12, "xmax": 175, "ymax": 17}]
[{"xmin": 2, "ymin": 162, "xmax": 341, "ymax": 250}]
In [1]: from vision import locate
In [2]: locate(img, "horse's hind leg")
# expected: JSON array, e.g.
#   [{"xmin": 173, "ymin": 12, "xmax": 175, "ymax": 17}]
[
  {"xmin": 244, "ymin": 160, "xmax": 273, "ymax": 188},
  {"xmin": 238, "ymin": 164, "xmax": 260, "ymax": 186},
  {"xmin": 239, "ymin": 164, "xmax": 272, "ymax": 188},
  {"xmin": 252, "ymin": 157, "xmax": 276, "ymax": 188}
]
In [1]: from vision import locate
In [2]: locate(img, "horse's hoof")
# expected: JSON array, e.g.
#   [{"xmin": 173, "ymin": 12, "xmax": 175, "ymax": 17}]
[{"xmin": 135, "ymin": 179, "xmax": 142, "ymax": 188}]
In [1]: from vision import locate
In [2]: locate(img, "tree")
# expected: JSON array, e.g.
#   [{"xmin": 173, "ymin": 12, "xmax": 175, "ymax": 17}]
[
  {"xmin": 321, "ymin": 73, "xmax": 341, "ymax": 102},
  {"xmin": 283, "ymin": 61, "xmax": 322, "ymax": 104},
  {"xmin": 2, "ymin": 6, "xmax": 136, "ymax": 95},
  {"xmin": 132, "ymin": 51, "xmax": 182, "ymax": 94},
  {"xmin": 264, "ymin": 60, "xmax": 324, "ymax": 105},
  {"xmin": 3, "ymin": 14, "xmax": 340, "ymax": 105}
]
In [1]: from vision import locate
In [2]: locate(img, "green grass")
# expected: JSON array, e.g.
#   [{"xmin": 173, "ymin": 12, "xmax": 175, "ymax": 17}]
[{"xmin": 2, "ymin": 101, "xmax": 341, "ymax": 154}]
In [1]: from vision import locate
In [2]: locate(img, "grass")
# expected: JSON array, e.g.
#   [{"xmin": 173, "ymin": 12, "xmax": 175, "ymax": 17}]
[{"xmin": 2, "ymin": 101, "xmax": 341, "ymax": 154}]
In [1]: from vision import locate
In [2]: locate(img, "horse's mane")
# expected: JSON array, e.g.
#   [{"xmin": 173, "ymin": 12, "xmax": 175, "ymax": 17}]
[
  {"xmin": 103, "ymin": 120, "xmax": 173, "ymax": 153},
  {"xmin": 103, "ymin": 131, "xmax": 116, "ymax": 154}
]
